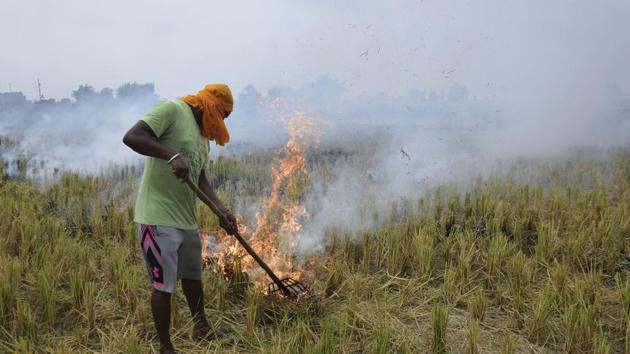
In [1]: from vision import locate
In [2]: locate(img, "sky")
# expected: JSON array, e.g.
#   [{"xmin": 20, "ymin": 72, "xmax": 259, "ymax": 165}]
[{"xmin": 2, "ymin": 0, "xmax": 629, "ymax": 102}]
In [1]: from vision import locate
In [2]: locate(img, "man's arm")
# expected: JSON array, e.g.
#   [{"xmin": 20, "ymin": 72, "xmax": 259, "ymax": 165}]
[
  {"xmin": 198, "ymin": 170, "xmax": 238, "ymax": 234},
  {"xmin": 122, "ymin": 120, "xmax": 189, "ymax": 179}
]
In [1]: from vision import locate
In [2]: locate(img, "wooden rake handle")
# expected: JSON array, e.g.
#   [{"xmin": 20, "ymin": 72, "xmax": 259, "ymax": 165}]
[{"xmin": 183, "ymin": 176, "xmax": 293, "ymax": 297}]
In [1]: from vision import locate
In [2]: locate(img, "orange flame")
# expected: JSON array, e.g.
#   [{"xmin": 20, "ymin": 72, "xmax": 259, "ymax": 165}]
[{"xmin": 201, "ymin": 109, "xmax": 320, "ymax": 291}]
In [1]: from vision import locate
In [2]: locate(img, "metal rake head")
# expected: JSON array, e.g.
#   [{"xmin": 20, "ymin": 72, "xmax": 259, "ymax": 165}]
[{"xmin": 267, "ymin": 277, "xmax": 310, "ymax": 299}]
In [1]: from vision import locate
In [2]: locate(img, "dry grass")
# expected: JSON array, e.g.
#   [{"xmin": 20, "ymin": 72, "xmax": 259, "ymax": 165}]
[{"xmin": 0, "ymin": 150, "xmax": 629, "ymax": 353}]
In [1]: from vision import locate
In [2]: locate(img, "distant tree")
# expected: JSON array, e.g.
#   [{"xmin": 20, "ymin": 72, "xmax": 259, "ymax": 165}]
[
  {"xmin": 267, "ymin": 86, "xmax": 294, "ymax": 99},
  {"xmin": 58, "ymin": 98, "xmax": 72, "ymax": 108},
  {"xmin": 237, "ymin": 85, "xmax": 265, "ymax": 119},
  {"xmin": 307, "ymin": 75, "xmax": 344, "ymax": 99},
  {"xmin": 298, "ymin": 75, "xmax": 345, "ymax": 112},
  {"xmin": 115, "ymin": 82, "xmax": 157, "ymax": 101},
  {"xmin": 98, "ymin": 88, "xmax": 114, "ymax": 100},
  {"xmin": 71, "ymin": 84, "xmax": 96, "ymax": 103}
]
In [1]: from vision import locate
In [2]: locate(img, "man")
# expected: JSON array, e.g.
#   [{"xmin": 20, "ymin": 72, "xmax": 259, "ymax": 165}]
[{"xmin": 123, "ymin": 84, "xmax": 238, "ymax": 354}]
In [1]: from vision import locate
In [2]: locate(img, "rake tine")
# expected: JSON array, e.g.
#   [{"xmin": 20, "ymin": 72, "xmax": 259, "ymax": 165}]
[{"xmin": 266, "ymin": 277, "xmax": 310, "ymax": 299}]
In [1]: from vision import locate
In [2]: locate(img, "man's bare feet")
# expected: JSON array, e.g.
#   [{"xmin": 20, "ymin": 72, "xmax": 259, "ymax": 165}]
[
  {"xmin": 192, "ymin": 323, "xmax": 212, "ymax": 341},
  {"xmin": 192, "ymin": 324, "xmax": 230, "ymax": 342}
]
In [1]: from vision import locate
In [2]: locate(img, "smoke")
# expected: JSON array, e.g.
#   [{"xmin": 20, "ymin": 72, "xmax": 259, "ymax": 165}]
[
  {"xmin": 184, "ymin": 76, "xmax": 629, "ymax": 255},
  {"xmin": 281, "ymin": 78, "xmax": 630, "ymax": 254},
  {"xmin": 1, "ymin": 77, "xmax": 629, "ymax": 256},
  {"xmin": 0, "ymin": 83, "xmax": 158, "ymax": 180}
]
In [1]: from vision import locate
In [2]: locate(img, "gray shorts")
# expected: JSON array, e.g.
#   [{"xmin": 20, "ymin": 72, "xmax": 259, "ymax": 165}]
[{"xmin": 137, "ymin": 224, "xmax": 202, "ymax": 293}]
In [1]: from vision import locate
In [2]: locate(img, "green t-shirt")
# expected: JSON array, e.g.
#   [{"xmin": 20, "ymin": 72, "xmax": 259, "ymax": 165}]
[{"xmin": 134, "ymin": 100, "xmax": 209, "ymax": 229}]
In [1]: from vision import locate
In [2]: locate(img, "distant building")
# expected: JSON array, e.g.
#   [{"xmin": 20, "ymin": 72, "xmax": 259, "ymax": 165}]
[
  {"xmin": 0, "ymin": 91, "xmax": 27, "ymax": 109},
  {"xmin": 33, "ymin": 98, "xmax": 56, "ymax": 110}
]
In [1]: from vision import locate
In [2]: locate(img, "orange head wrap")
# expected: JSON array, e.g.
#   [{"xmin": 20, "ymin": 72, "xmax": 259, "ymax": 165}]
[{"xmin": 181, "ymin": 83, "xmax": 233, "ymax": 146}]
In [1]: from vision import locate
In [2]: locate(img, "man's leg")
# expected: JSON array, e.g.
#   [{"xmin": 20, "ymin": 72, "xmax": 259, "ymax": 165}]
[
  {"xmin": 138, "ymin": 225, "xmax": 182, "ymax": 352},
  {"xmin": 178, "ymin": 228, "xmax": 209, "ymax": 338},
  {"xmin": 151, "ymin": 289, "xmax": 174, "ymax": 351},
  {"xmin": 181, "ymin": 278, "xmax": 209, "ymax": 331}
]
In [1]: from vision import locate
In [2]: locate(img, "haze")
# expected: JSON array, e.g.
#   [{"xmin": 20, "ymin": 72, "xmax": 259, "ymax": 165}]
[{"xmin": 2, "ymin": 0, "xmax": 629, "ymax": 102}]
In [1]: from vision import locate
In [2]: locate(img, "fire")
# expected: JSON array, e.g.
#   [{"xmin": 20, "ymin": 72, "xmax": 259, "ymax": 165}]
[{"xmin": 201, "ymin": 109, "xmax": 320, "ymax": 291}]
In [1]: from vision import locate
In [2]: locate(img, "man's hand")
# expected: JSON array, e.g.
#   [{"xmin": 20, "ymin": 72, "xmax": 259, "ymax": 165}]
[
  {"xmin": 219, "ymin": 211, "xmax": 238, "ymax": 235},
  {"xmin": 169, "ymin": 155, "xmax": 189, "ymax": 182},
  {"xmin": 197, "ymin": 170, "xmax": 237, "ymax": 234}
]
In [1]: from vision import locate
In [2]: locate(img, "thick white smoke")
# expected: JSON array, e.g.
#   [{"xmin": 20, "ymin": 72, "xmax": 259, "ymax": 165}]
[
  {"xmin": 288, "ymin": 79, "xmax": 630, "ymax": 254},
  {"xmin": 0, "ymin": 83, "xmax": 158, "ymax": 180},
  {"xmin": 1, "ymin": 78, "xmax": 628, "ymax": 255}
]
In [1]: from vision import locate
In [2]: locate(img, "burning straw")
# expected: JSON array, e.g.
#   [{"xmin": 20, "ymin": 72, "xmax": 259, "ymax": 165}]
[{"xmin": 202, "ymin": 108, "xmax": 321, "ymax": 292}]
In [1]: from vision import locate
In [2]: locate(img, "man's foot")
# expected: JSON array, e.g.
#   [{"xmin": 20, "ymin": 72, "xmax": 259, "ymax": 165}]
[
  {"xmin": 192, "ymin": 323, "xmax": 212, "ymax": 340},
  {"xmin": 192, "ymin": 324, "xmax": 230, "ymax": 342},
  {"xmin": 159, "ymin": 344, "xmax": 176, "ymax": 354}
]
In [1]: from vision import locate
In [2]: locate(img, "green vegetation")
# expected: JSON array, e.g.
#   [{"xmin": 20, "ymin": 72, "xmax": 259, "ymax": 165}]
[{"xmin": 0, "ymin": 149, "xmax": 629, "ymax": 353}]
